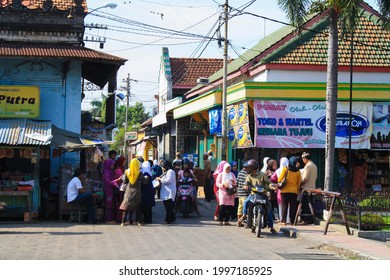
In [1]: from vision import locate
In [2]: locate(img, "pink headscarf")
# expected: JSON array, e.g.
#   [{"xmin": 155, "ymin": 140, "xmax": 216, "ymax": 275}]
[{"xmin": 213, "ymin": 160, "xmax": 227, "ymax": 177}]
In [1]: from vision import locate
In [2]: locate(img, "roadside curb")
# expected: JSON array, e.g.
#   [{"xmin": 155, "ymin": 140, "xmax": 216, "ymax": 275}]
[{"xmin": 275, "ymin": 225, "xmax": 376, "ymax": 260}]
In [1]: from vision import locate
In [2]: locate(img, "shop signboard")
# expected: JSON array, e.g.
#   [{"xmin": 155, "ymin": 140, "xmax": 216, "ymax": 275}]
[
  {"xmin": 371, "ymin": 102, "xmax": 390, "ymax": 150},
  {"xmin": 0, "ymin": 85, "xmax": 40, "ymax": 118},
  {"xmin": 125, "ymin": 132, "xmax": 138, "ymax": 141},
  {"xmin": 227, "ymin": 102, "xmax": 253, "ymax": 148},
  {"xmin": 254, "ymin": 100, "xmax": 372, "ymax": 149},
  {"xmin": 208, "ymin": 107, "xmax": 222, "ymax": 136}
]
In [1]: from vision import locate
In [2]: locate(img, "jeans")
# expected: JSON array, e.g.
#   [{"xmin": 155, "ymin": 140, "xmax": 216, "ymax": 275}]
[{"xmin": 70, "ymin": 192, "xmax": 96, "ymax": 222}]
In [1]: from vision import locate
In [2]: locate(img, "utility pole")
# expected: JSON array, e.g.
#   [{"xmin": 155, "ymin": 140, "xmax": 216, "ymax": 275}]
[
  {"xmin": 123, "ymin": 73, "xmax": 138, "ymax": 159},
  {"xmin": 221, "ymin": 0, "xmax": 229, "ymax": 161},
  {"xmin": 124, "ymin": 73, "xmax": 131, "ymax": 159}
]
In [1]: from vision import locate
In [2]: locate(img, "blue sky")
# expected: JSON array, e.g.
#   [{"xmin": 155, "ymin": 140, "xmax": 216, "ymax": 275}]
[{"xmin": 83, "ymin": 0, "xmax": 380, "ymax": 113}]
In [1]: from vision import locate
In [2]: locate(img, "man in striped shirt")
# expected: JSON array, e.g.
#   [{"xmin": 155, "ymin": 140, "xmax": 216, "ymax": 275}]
[{"xmin": 236, "ymin": 161, "xmax": 249, "ymax": 227}]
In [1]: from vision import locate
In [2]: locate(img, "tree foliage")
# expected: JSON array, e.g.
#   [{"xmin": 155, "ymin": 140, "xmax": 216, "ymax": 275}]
[
  {"xmin": 110, "ymin": 102, "xmax": 150, "ymax": 154},
  {"xmin": 116, "ymin": 101, "xmax": 150, "ymax": 129}
]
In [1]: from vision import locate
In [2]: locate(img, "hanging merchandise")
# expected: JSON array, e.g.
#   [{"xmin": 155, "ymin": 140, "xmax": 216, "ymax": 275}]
[
  {"xmin": 5, "ymin": 148, "xmax": 14, "ymax": 158},
  {"xmin": 93, "ymin": 147, "xmax": 103, "ymax": 164},
  {"xmin": 23, "ymin": 148, "xmax": 33, "ymax": 159},
  {"xmin": 0, "ymin": 148, "xmax": 5, "ymax": 159}
]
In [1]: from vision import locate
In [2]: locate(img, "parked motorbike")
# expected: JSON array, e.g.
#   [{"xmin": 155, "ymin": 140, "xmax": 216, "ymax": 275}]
[{"xmin": 249, "ymin": 185, "xmax": 269, "ymax": 238}]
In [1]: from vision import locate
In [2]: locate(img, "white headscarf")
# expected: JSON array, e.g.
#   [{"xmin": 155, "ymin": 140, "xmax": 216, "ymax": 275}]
[
  {"xmin": 261, "ymin": 157, "xmax": 270, "ymax": 173},
  {"xmin": 221, "ymin": 163, "xmax": 233, "ymax": 188},
  {"xmin": 141, "ymin": 161, "xmax": 152, "ymax": 176},
  {"xmin": 153, "ymin": 159, "xmax": 158, "ymax": 165},
  {"xmin": 276, "ymin": 157, "xmax": 289, "ymax": 177}
]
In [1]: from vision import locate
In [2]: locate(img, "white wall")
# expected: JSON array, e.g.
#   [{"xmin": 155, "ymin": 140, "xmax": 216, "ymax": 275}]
[{"xmin": 255, "ymin": 69, "xmax": 390, "ymax": 83}]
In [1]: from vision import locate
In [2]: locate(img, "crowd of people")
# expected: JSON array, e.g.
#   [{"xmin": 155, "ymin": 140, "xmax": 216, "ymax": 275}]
[
  {"xmin": 209, "ymin": 152, "xmax": 318, "ymax": 234},
  {"xmin": 67, "ymin": 149, "xmax": 318, "ymax": 230}
]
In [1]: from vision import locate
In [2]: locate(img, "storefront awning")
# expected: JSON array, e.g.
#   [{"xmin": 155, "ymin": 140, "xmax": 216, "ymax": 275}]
[
  {"xmin": 173, "ymin": 90, "xmax": 221, "ymax": 119},
  {"xmin": 52, "ymin": 125, "xmax": 113, "ymax": 150},
  {"xmin": 152, "ymin": 112, "xmax": 168, "ymax": 127},
  {"xmin": 0, "ymin": 119, "xmax": 52, "ymax": 145}
]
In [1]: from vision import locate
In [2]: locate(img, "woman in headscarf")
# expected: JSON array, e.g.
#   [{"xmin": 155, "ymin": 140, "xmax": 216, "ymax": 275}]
[
  {"xmin": 212, "ymin": 160, "xmax": 227, "ymax": 220},
  {"xmin": 215, "ymin": 162, "xmax": 237, "ymax": 225},
  {"xmin": 260, "ymin": 157, "xmax": 271, "ymax": 174},
  {"xmin": 103, "ymin": 158, "xmax": 116, "ymax": 224},
  {"xmin": 119, "ymin": 158, "xmax": 147, "ymax": 226},
  {"xmin": 141, "ymin": 161, "xmax": 156, "ymax": 224},
  {"xmin": 277, "ymin": 156, "xmax": 301, "ymax": 225},
  {"xmin": 110, "ymin": 156, "xmax": 126, "ymax": 223},
  {"xmin": 271, "ymin": 157, "xmax": 289, "ymax": 222},
  {"xmin": 152, "ymin": 159, "xmax": 163, "ymax": 179},
  {"xmin": 155, "ymin": 160, "xmax": 177, "ymax": 224}
]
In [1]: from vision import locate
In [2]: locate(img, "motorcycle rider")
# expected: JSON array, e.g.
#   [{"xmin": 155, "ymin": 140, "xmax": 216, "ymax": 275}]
[
  {"xmin": 177, "ymin": 168, "xmax": 200, "ymax": 216},
  {"xmin": 243, "ymin": 159, "xmax": 277, "ymax": 234}
]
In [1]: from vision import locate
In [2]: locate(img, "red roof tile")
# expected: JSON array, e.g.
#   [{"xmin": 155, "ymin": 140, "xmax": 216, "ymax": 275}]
[
  {"xmin": 170, "ymin": 58, "xmax": 223, "ymax": 88},
  {"xmin": 0, "ymin": 42, "xmax": 126, "ymax": 63}
]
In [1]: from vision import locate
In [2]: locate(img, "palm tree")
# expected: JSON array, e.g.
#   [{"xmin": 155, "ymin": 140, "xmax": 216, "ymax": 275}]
[{"xmin": 277, "ymin": 0, "xmax": 389, "ymax": 191}]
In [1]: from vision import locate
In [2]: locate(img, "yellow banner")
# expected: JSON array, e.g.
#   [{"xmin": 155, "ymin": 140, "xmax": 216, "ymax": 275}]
[{"xmin": 0, "ymin": 86, "xmax": 40, "ymax": 118}]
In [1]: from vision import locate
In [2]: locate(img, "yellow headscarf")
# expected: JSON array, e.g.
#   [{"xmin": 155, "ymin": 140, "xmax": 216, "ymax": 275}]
[{"xmin": 125, "ymin": 158, "xmax": 141, "ymax": 185}]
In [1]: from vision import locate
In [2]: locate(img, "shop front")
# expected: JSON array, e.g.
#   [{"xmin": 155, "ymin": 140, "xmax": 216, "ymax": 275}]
[
  {"xmin": 0, "ymin": 119, "xmax": 52, "ymax": 221},
  {"xmin": 173, "ymin": 82, "xmax": 390, "ymax": 192}
]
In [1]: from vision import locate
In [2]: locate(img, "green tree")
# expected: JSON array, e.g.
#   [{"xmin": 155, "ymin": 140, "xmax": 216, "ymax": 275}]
[
  {"xmin": 277, "ymin": 0, "xmax": 389, "ymax": 191},
  {"xmin": 90, "ymin": 94, "xmax": 107, "ymax": 122},
  {"xmin": 116, "ymin": 101, "xmax": 150, "ymax": 130},
  {"xmin": 111, "ymin": 102, "xmax": 150, "ymax": 154}
]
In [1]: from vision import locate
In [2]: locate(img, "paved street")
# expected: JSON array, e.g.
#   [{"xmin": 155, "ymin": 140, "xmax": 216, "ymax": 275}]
[{"xmin": 0, "ymin": 198, "xmax": 344, "ymax": 260}]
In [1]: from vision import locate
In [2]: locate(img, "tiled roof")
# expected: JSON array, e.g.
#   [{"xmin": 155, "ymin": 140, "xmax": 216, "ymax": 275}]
[
  {"xmin": 0, "ymin": 0, "xmax": 87, "ymax": 11},
  {"xmin": 0, "ymin": 42, "xmax": 126, "ymax": 64},
  {"xmin": 0, "ymin": 119, "xmax": 52, "ymax": 146},
  {"xmin": 189, "ymin": 3, "xmax": 390, "ymax": 95},
  {"xmin": 170, "ymin": 58, "xmax": 223, "ymax": 88},
  {"xmin": 270, "ymin": 13, "xmax": 390, "ymax": 67}
]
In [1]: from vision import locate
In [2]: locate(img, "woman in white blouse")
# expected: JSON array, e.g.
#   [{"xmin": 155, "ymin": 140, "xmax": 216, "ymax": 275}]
[{"xmin": 156, "ymin": 160, "xmax": 177, "ymax": 224}]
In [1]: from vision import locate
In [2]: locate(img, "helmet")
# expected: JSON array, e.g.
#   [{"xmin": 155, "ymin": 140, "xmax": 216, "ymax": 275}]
[
  {"xmin": 182, "ymin": 157, "xmax": 191, "ymax": 166},
  {"xmin": 246, "ymin": 159, "xmax": 259, "ymax": 170}
]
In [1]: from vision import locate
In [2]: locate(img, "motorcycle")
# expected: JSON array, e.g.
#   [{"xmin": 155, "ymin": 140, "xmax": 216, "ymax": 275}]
[
  {"xmin": 175, "ymin": 179, "xmax": 195, "ymax": 218},
  {"xmin": 248, "ymin": 185, "xmax": 269, "ymax": 238}
]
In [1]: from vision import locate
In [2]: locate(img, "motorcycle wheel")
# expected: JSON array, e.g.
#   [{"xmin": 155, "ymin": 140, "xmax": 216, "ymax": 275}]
[
  {"xmin": 182, "ymin": 200, "xmax": 189, "ymax": 218},
  {"xmin": 255, "ymin": 210, "xmax": 263, "ymax": 238},
  {"xmin": 251, "ymin": 205, "xmax": 258, "ymax": 233}
]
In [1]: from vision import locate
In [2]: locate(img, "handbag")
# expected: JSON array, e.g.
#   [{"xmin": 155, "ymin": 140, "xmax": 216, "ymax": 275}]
[
  {"xmin": 278, "ymin": 169, "xmax": 288, "ymax": 189},
  {"xmin": 226, "ymin": 187, "xmax": 237, "ymax": 195}
]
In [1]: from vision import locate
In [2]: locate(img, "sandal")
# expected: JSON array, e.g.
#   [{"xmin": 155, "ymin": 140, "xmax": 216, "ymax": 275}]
[
  {"xmin": 270, "ymin": 228, "xmax": 277, "ymax": 234},
  {"xmin": 224, "ymin": 222, "xmax": 231, "ymax": 226}
]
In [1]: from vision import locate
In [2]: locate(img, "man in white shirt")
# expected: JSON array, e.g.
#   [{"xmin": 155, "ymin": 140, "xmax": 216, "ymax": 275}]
[{"xmin": 67, "ymin": 168, "xmax": 97, "ymax": 223}]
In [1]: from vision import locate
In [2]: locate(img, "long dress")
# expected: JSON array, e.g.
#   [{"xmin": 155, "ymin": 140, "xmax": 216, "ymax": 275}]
[
  {"xmin": 120, "ymin": 173, "xmax": 145, "ymax": 211},
  {"xmin": 141, "ymin": 172, "xmax": 155, "ymax": 223},
  {"xmin": 103, "ymin": 159, "xmax": 115, "ymax": 222},
  {"xmin": 111, "ymin": 167, "xmax": 124, "ymax": 222}
]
